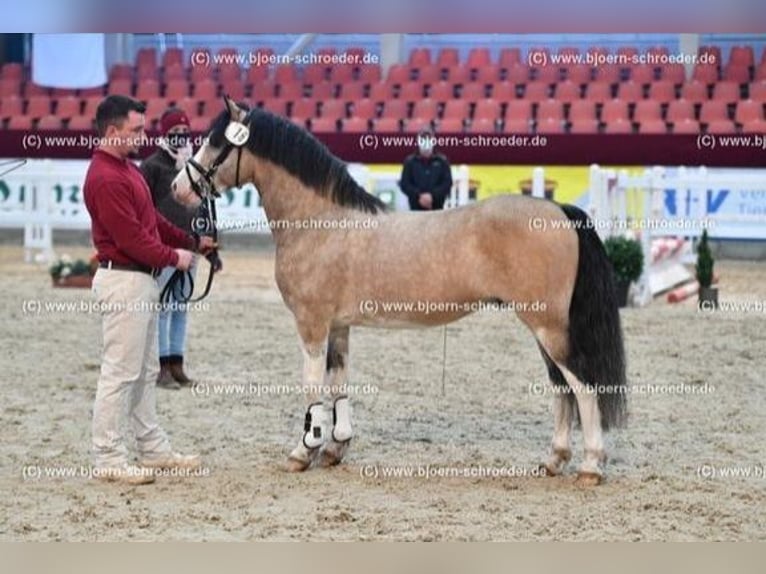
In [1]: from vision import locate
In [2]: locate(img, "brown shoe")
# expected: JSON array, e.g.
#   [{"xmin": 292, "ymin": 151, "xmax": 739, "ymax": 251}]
[
  {"xmin": 157, "ymin": 357, "xmax": 181, "ymax": 390},
  {"xmin": 168, "ymin": 355, "xmax": 193, "ymax": 385}
]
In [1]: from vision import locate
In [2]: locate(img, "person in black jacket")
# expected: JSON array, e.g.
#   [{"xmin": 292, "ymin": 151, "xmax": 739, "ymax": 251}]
[
  {"xmin": 398, "ymin": 127, "xmax": 453, "ymax": 211},
  {"xmin": 140, "ymin": 108, "xmax": 221, "ymax": 389}
]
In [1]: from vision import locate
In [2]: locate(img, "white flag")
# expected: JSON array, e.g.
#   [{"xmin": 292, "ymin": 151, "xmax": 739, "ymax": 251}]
[{"xmin": 32, "ymin": 33, "xmax": 107, "ymax": 88}]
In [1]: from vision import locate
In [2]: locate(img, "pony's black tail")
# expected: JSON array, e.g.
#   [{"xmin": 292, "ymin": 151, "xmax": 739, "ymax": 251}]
[{"xmin": 557, "ymin": 204, "xmax": 627, "ymax": 430}]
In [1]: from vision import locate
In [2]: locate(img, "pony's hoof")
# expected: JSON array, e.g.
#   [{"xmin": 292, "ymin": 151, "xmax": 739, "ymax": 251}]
[
  {"xmin": 285, "ymin": 456, "xmax": 311, "ymax": 473},
  {"xmin": 319, "ymin": 441, "xmax": 350, "ymax": 468},
  {"xmin": 575, "ymin": 471, "xmax": 603, "ymax": 486}
]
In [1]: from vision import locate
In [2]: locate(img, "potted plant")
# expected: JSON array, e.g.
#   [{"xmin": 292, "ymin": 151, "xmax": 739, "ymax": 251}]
[
  {"xmin": 604, "ymin": 235, "xmax": 644, "ymax": 307},
  {"xmin": 49, "ymin": 253, "xmax": 97, "ymax": 288},
  {"xmin": 696, "ymin": 229, "xmax": 718, "ymax": 308}
]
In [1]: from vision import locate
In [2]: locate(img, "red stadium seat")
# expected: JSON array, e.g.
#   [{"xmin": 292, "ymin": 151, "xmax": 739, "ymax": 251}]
[
  {"xmin": 660, "ymin": 63, "xmax": 686, "ymax": 84},
  {"xmin": 386, "ymin": 64, "xmax": 409, "ymax": 85},
  {"xmin": 534, "ymin": 65, "xmax": 561, "ymax": 84},
  {"xmin": 673, "ymin": 119, "xmax": 701, "ymax": 134},
  {"xmin": 524, "ymin": 81, "xmax": 550, "ymax": 102},
  {"xmin": 569, "ymin": 119, "xmax": 599, "ymax": 134},
  {"xmin": 712, "ymin": 81, "xmax": 740, "ymax": 103},
  {"xmin": 617, "ymin": 81, "xmax": 644, "ymax": 102},
  {"xmin": 249, "ymin": 79, "xmax": 277, "ymax": 100},
  {"xmin": 2, "ymin": 62, "xmax": 24, "ymax": 79},
  {"xmin": 68, "ymin": 115, "xmax": 94, "ymax": 130},
  {"xmin": 502, "ymin": 118, "xmax": 531, "ymax": 133},
  {"xmin": 474, "ymin": 99, "xmax": 502, "ymax": 121},
  {"xmin": 630, "ymin": 64, "xmax": 656, "ymax": 85},
  {"xmin": 446, "ymin": 65, "xmax": 471, "ymax": 85},
  {"xmin": 246, "ymin": 64, "xmax": 269, "ymax": 85},
  {"xmin": 666, "ymin": 100, "xmax": 695, "ymax": 123},
  {"xmin": 302, "ymin": 64, "xmax": 328, "ymax": 85},
  {"xmin": 601, "ymin": 99, "xmax": 629, "ymax": 123},
  {"xmin": 321, "ymin": 99, "xmax": 347, "ymax": 119},
  {"xmin": 26, "ymin": 96, "xmax": 52, "ymax": 119},
  {"xmin": 461, "ymin": 82, "xmax": 486, "ymax": 102},
  {"xmin": 555, "ymin": 80, "xmax": 581, "ymax": 103},
  {"xmin": 36, "ymin": 115, "xmax": 63, "ymax": 130},
  {"xmin": 358, "ymin": 64, "xmax": 382, "ymax": 84},
  {"xmin": 368, "ymin": 82, "xmax": 394, "ymax": 102},
  {"xmin": 341, "ymin": 117, "xmax": 369, "ymax": 133},
  {"xmin": 189, "ymin": 116, "xmax": 213, "ymax": 132},
  {"xmin": 729, "ymin": 45, "xmax": 755, "ymax": 68},
  {"xmin": 135, "ymin": 79, "xmax": 160, "ymax": 101},
  {"xmin": 411, "ymin": 99, "xmax": 439, "ymax": 121},
  {"xmin": 175, "ymin": 97, "xmax": 200, "ymax": 118},
  {"xmin": 144, "ymin": 98, "xmax": 169, "ymax": 123},
  {"xmin": 734, "ymin": 99, "xmax": 764, "ymax": 124},
  {"xmin": 162, "ymin": 64, "xmax": 185, "ymax": 82},
  {"xmin": 475, "ymin": 64, "xmax": 501, "ymax": 84},
  {"xmin": 749, "ymin": 81, "xmax": 766, "ymax": 101},
  {"xmin": 536, "ymin": 118, "xmax": 564, "ymax": 134},
  {"xmin": 699, "ymin": 100, "xmax": 729, "ymax": 123},
  {"xmin": 585, "ymin": 82, "xmax": 612, "ymax": 102},
  {"xmin": 467, "ymin": 48, "xmax": 491, "ymax": 69},
  {"xmin": 443, "ymin": 100, "xmax": 469, "ymax": 120},
  {"xmin": 680, "ymin": 80, "xmax": 709, "ymax": 102},
  {"xmin": 468, "ymin": 117, "xmax": 496, "ymax": 133},
  {"xmin": 7, "ymin": 115, "xmax": 33, "ymax": 129},
  {"xmin": 24, "ymin": 82, "xmax": 50, "ymax": 98},
  {"xmin": 330, "ymin": 64, "xmax": 355, "ymax": 85},
  {"xmin": 339, "ymin": 82, "xmax": 365, "ymax": 100},
  {"xmin": 0, "ymin": 78, "xmax": 21, "ymax": 97},
  {"xmin": 351, "ymin": 98, "xmax": 378, "ymax": 120},
  {"xmin": 723, "ymin": 64, "xmax": 751, "ymax": 84},
  {"xmin": 418, "ymin": 64, "xmax": 444, "ymax": 84},
  {"xmin": 693, "ymin": 64, "xmax": 719, "ymax": 84},
  {"xmin": 108, "ymin": 79, "xmax": 133, "ymax": 96},
  {"xmin": 604, "ymin": 118, "xmax": 633, "ymax": 134},
  {"xmin": 594, "ymin": 64, "xmax": 621, "ymax": 84},
  {"xmin": 536, "ymin": 99, "xmax": 564, "ymax": 121},
  {"xmin": 566, "ymin": 64, "xmax": 592, "ymax": 85},
  {"xmin": 755, "ymin": 64, "xmax": 766, "ymax": 81},
  {"xmin": 697, "ymin": 46, "xmax": 721, "ymax": 67},
  {"xmin": 742, "ymin": 119, "xmax": 766, "ymax": 133},
  {"xmin": 309, "ymin": 82, "xmax": 334, "ymax": 100},
  {"xmin": 399, "ymin": 82, "xmax": 424, "ymax": 101},
  {"xmin": 55, "ymin": 96, "xmax": 82, "ymax": 119},
  {"xmin": 277, "ymin": 82, "xmax": 303, "ymax": 100},
  {"xmin": 218, "ymin": 63, "xmax": 242, "ymax": 83},
  {"xmin": 189, "ymin": 62, "xmax": 213, "ymax": 82},
  {"xmin": 568, "ymin": 100, "xmax": 596, "ymax": 121},
  {"xmin": 162, "ymin": 48, "xmax": 184, "ymax": 69},
  {"xmin": 505, "ymin": 65, "xmax": 530, "ymax": 84},
  {"xmin": 506, "ymin": 99, "xmax": 533, "ymax": 122},
  {"xmin": 291, "ymin": 98, "xmax": 318, "ymax": 120},
  {"xmin": 648, "ymin": 81, "xmax": 676, "ymax": 103},
  {"xmin": 638, "ymin": 119, "xmax": 667, "ymax": 134},
  {"xmin": 82, "ymin": 97, "xmax": 101, "ymax": 119},
  {"xmin": 437, "ymin": 48, "xmax": 460, "ymax": 68},
  {"xmin": 633, "ymin": 100, "xmax": 662, "ymax": 122},
  {"xmin": 706, "ymin": 119, "xmax": 736, "ymax": 134},
  {"xmin": 219, "ymin": 79, "xmax": 245, "ymax": 101},
  {"xmin": 499, "ymin": 48, "xmax": 521, "ymax": 68},
  {"xmin": 439, "ymin": 117, "xmax": 465, "ymax": 132},
  {"xmin": 616, "ymin": 46, "xmax": 639, "ymax": 61},
  {"xmin": 373, "ymin": 117, "xmax": 401, "ymax": 132},
  {"xmin": 381, "ymin": 100, "xmax": 409, "ymax": 119},
  {"xmin": 310, "ymin": 117, "xmax": 338, "ymax": 133},
  {"xmin": 429, "ymin": 81, "xmax": 454, "ymax": 102},
  {"xmin": 404, "ymin": 118, "xmax": 432, "ymax": 133},
  {"xmin": 274, "ymin": 65, "xmax": 298, "ymax": 84},
  {"xmin": 409, "ymin": 48, "xmax": 431, "ymax": 67},
  {"xmin": 109, "ymin": 63, "xmax": 133, "ymax": 81},
  {"xmin": 491, "ymin": 82, "xmax": 516, "ymax": 102},
  {"xmin": 165, "ymin": 79, "xmax": 189, "ymax": 100}
]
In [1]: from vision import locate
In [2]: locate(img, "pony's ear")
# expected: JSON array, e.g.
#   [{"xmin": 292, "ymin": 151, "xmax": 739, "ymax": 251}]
[{"xmin": 223, "ymin": 95, "xmax": 245, "ymax": 121}]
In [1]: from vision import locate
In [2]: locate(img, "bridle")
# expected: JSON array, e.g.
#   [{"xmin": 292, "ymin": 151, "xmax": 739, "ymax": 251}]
[{"xmin": 159, "ymin": 110, "xmax": 252, "ymax": 305}]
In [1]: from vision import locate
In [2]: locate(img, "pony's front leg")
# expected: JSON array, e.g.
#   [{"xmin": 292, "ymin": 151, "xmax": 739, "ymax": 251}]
[
  {"xmin": 286, "ymin": 332, "xmax": 331, "ymax": 472},
  {"xmin": 319, "ymin": 327, "xmax": 353, "ymax": 467}
]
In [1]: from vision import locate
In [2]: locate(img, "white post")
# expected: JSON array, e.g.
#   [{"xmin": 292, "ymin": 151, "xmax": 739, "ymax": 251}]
[
  {"xmin": 456, "ymin": 164, "xmax": 470, "ymax": 206},
  {"xmin": 531, "ymin": 166, "xmax": 545, "ymax": 198}
]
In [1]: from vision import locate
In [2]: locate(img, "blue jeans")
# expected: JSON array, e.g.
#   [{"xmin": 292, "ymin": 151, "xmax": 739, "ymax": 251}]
[{"xmin": 156, "ymin": 261, "xmax": 196, "ymax": 357}]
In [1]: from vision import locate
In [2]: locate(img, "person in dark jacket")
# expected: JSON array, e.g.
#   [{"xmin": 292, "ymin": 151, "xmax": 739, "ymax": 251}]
[
  {"xmin": 141, "ymin": 108, "xmax": 220, "ymax": 389},
  {"xmin": 398, "ymin": 127, "xmax": 453, "ymax": 211}
]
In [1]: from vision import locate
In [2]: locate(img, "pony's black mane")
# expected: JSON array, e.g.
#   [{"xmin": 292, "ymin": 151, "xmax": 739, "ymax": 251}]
[{"xmin": 208, "ymin": 107, "xmax": 386, "ymax": 214}]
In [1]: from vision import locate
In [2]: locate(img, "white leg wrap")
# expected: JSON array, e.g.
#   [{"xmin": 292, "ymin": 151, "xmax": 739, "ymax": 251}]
[
  {"xmin": 332, "ymin": 396, "xmax": 353, "ymax": 443},
  {"xmin": 302, "ymin": 402, "xmax": 331, "ymax": 449}
]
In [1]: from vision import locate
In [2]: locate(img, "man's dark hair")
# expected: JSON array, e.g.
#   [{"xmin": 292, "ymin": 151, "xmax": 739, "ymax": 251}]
[{"xmin": 95, "ymin": 95, "xmax": 146, "ymax": 136}]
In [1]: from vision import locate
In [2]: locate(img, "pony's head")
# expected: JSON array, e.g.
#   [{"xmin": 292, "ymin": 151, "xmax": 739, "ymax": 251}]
[{"xmin": 171, "ymin": 96, "xmax": 250, "ymax": 208}]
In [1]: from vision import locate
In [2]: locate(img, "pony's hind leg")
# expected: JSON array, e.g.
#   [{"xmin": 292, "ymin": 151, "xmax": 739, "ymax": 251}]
[
  {"xmin": 319, "ymin": 327, "xmax": 353, "ymax": 467},
  {"xmin": 286, "ymin": 327, "xmax": 331, "ymax": 473},
  {"xmin": 536, "ymin": 340, "xmax": 574, "ymax": 477}
]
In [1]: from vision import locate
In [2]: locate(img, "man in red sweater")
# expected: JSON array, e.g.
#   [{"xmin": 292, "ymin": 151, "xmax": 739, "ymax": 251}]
[{"xmin": 84, "ymin": 95, "xmax": 214, "ymax": 485}]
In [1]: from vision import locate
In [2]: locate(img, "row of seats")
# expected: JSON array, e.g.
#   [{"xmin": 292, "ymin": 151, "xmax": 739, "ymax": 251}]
[{"xmin": 3, "ymin": 92, "xmax": 764, "ymax": 123}]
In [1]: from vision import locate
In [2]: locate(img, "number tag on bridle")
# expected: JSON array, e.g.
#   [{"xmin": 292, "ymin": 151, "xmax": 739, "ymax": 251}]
[{"xmin": 225, "ymin": 122, "xmax": 250, "ymax": 147}]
